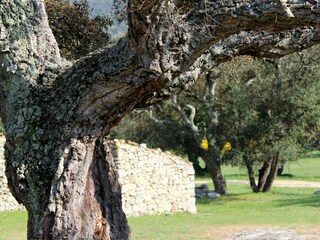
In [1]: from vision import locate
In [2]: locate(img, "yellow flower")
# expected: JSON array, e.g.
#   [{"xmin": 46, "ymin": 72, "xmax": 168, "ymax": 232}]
[
  {"xmin": 221, "ymin": 142, "xmax": 232, "ymax": 154},
  {"xmin": 200, "ymin": 137, "xmax": 209, "ymax": 150}
]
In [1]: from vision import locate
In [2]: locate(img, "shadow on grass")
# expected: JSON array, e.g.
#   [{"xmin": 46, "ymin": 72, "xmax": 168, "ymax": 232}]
[
  {"xmin": 275, "ymin": 194, "xmax": 320, "ymax": 207},
  {"xmin": 300, "ymin": 153, "xmax": 320, "ymax": 158},
  {"xmin": 195, "ymin": 173, "xmax": 248, "ymax": 179},
  {"xmin": 196, "ymin": 198, "xmax": 226, "ymax": 206},
  {"xmin": 196, "ymin": 192, "xmax": 254, "ymax": 206},
  {"xmin": 279, "ymin": 175, "xmax": 320, "ymax": 181}
]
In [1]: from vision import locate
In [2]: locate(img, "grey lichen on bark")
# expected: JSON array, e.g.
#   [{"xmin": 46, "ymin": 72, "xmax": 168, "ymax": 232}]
[{"xmin": 1, "ymin": 0, "xmax": 320, "ymax": 239}]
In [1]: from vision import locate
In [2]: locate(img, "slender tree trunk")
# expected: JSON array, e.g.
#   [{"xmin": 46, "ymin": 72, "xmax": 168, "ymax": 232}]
[
  {"xmin": 244, "ymin": 156, "xmax": 258, "ymax": 192},
  {"xmin": 263, "ymin": 154, "xmax": 280, "ymax": 192},
  {"xmin": 257, "ymin": 158, "xmax": 273, "ymax": 192},
  {"xmin": 277, "ymin": 160, "xmax": 286, "ymax": 176}
]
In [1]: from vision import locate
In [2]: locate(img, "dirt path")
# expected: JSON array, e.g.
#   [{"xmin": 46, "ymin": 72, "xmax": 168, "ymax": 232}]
[
  {"xmin": 211, "ymin": 226, "xmax": 320, "ymax": 240},
  {"xmin": 196, "ymin": 179, "xmax": 320, "ymax": 188}
]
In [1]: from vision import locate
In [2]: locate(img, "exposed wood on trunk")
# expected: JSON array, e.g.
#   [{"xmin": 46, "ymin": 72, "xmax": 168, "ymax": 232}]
[
  {"xmin": 171, "ymin": 95, "xmax": 199, "ymax": 133},
  {"xmin": 40, "ymin": 138, "xmax": 129, "ymax": 240}
]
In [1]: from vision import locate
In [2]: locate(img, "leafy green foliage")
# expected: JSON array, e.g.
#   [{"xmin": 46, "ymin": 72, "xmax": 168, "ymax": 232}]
[
  {"xmin": 45, "ymin": 0, "xmax": 112, "ymax": 59},
  {"xmin": 215, "ymin": 50, "xmax": 320, "ymax": 168},
  {"xmin": 111, "ymin": 105, "xmax": 189, "ymax": 156}
]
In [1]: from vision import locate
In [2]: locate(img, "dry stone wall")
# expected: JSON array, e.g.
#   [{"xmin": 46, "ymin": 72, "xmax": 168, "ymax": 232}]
[
  {"xmin": 111, "ymin": 140, "xmax": 196, "ymax": 216},
  {"xmin": 0, "ymin": 136, "xmax": 25, "ymax": 211},
  {"xmin": 0, "ymin": 137, "xmax": 196, "ymax": 216}
]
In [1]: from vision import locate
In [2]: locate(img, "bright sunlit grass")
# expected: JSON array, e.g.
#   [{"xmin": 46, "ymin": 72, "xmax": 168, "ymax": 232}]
[
  {"xmin": 1, "ymin": 184, "xmax": 319, "ymax": 240},
  {"xmin": 0, "ymin": 211, "xmax": 27, "ymax": 240},
  {"xmin": 129, "ymin": 184, "xmax": 320, "ymax": 239}
]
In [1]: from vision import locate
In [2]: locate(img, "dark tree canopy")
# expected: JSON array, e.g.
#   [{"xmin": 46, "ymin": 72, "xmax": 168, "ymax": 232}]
[
  {"xmin": 2, "ymin": 0, "xmax": 320, "ymax": 239},
  {"xmin": 45, "ymin": 0, "xmax": 112, "ymax": 59}
]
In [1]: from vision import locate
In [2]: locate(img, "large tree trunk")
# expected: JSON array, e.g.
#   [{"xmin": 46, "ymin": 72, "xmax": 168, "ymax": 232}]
[
  {"xmin": 5, "ymin": 113, "xmax": 131, "ymax": 238},
  {"xmin": 2, "ymin": 0, "xmax": 320, "ymax": 239},
  {"xmin": 35, "ymin": 137, "xmax": 129, "ymax": 239},
  {"xmin": 16, "ymin": 137, "xmax": 130, "ymax": 239}
]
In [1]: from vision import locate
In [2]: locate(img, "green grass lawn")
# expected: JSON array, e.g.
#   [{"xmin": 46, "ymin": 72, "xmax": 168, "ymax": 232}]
[
  {"xmin": 129, "ymin": 156, "xmax": 320, "ymax": 239},
  {"xmin": 1, "ymin": 184, "xmax": 319, "ymax": 240},
  {"xmin": 284, "ymin": 156, "xmax": 320, "ymax": 181},
  {"xmin": 0, "ymin": 211, "xmax": 27, "ymax": 240},
  {"xmin": 129, "ymin": 185, "xmax": 320, "ymax": 239},
  {"xmin": 1, "ymin": 156, "xmax": 319, "ymax": 239}
]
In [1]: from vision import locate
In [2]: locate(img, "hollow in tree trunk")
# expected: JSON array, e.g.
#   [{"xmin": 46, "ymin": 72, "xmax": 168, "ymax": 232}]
[{"xmin": 187, "ymin": 152, "xmax": 206, "ymax": 176}]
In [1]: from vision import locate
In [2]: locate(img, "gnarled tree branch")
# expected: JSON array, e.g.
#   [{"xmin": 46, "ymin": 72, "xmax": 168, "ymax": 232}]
[{"xmin": 171, "ymin": 95, "xmax": 199, "ymax": 133}]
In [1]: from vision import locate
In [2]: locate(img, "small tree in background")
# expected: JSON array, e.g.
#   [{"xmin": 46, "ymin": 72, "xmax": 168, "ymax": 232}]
[{"xmin": 215, "ymin": 48, "xmax": 320, "ymax": 192}]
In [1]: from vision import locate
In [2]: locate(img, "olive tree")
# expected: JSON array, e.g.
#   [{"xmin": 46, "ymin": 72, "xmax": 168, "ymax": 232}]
[
  {"xmin": 214, "ymin": 55, "xmax": 320, "ymax": 192},
  {"xmin": 1, "ymin": 1, "xmax": 320, "ymax": 239}
]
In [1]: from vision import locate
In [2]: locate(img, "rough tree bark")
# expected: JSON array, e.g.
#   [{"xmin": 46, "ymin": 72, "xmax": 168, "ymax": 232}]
[{"xmin": 2, "ymin": 0, "xmax": 320, "ymax": 239}]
